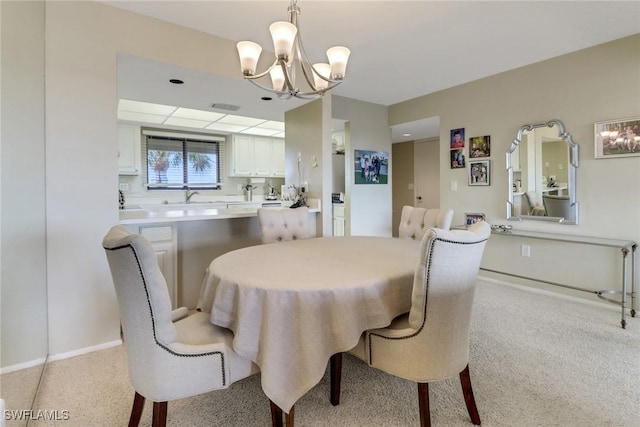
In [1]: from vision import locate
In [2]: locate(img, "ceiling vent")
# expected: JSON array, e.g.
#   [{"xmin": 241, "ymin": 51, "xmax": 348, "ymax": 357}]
[{"xmin": 210, "ymin": 103, "xmax": 241, "ymax": 111}]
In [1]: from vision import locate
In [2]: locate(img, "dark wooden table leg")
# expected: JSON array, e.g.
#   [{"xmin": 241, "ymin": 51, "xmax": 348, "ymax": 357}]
[
  {"xmin": 270, "ymin": 400, "xmax": 283, "ymax": 427},
  {"xmin": 330, "ymin": 353, "xmax": 343, "ymax": 406},
  {"xmin": 285, "ymin": 405, "xmax": 295, "ymax": 427}
]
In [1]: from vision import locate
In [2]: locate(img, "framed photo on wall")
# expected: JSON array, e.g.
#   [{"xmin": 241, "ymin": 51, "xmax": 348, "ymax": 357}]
[
  {"xmin": 468, "ymin": 160, "xmax": 490, "ymax": 186},
  {"xmin": 450, "ymin": 149, "xmax": 465, "ymax": 169},
  {"xmin": 450, "ymin": 128, "xmax": 465, "ymax": 148},
  {"xmin": 469, "ymin": 135, "xmax": 491, "ymax": 158},
  {"xmin": 594, "ymin": 117, "xmax": 640, "ymax": 159},
  {"xmin": 354, "ymin": 149, "xmax": 389, "ymax": 184}
]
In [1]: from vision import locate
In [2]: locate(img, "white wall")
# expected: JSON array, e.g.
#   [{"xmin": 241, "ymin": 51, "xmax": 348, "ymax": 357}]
[
  {"xmin": 332, "ymin": 96, "xmax": 392, "ymax": 236},
  {"xmin": 42, "ymin": 1, "xmax": 253, "ymax": 358},
  {"xmin": 1, "ymin": 0, "xmax": 48, "ymax": 369}
]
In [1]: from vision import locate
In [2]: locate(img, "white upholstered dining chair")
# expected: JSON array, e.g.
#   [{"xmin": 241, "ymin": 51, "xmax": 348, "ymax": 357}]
[
  {"xmin": 257, "ymin": 207, "xmax": 311, "ymax": 243},
  {"xmin": 398, "ymin": 206, "xmax": 454, "ymax": 240},
  {"xmin": 335, "ymin": 221, "xmax": 490, "ymax": 427},
  {"xmin": 525, "ymin": 191, "xmax": 546, "ymax": 216},
  {"xmin": 542, "ymin": 194, "xmax": 574, "ymax": 221},
  {"xmin": 102, "ymin": 225, "xmax": 260, "ymax": 427}
]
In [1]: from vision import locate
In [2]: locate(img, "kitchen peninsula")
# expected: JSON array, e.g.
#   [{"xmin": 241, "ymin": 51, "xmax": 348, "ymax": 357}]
[{"xmin": 119, "ymin": 199, "xmax": 321, "ymax": 310}]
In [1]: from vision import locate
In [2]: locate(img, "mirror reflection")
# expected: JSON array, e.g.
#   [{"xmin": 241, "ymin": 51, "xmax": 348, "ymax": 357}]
[{"xmin": 507, "ymin": 120, "xmax": 579, "ymax": 224}]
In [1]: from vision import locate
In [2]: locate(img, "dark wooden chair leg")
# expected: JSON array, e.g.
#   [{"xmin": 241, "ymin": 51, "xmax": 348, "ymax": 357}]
[
  {"xmin": 460, "ymin": 365, "xmax": 481, "ymax": 425},
  {"xmin": 128, "ymin": 392, "xmax": 145, "ymax": 427},
  {"xmin": 418, "ymin": 382, "xmax": 431, "ymax": 427},
  {"xmin": 330, "ymin": 353, "xmax": 343, "ymax": 406},
  {"xmin": 152, "ymin": 401, "xmax": 167, "ymax": 427},
  {"xmin": 270, "ymin": 400, "xmax": 284, "ymax": 427}
]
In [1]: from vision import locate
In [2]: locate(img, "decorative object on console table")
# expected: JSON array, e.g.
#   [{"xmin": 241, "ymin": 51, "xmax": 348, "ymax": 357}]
[
  {"xmin": 465, "ymin": 212, "xmax": 486, "ymax": 228},
  {"xmin": 354, "ymin": 149, "xmax": 388, "ymax": 184},
  {"xmin": 594, "ymin": 116, "xmax": 640, "ymax": 159},
  {"xmin": 468, "ymin": 160, "xmax": 490, "ymax": 186}
]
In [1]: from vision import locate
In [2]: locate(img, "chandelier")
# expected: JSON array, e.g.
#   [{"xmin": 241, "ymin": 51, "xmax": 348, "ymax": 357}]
[{"xmin": 236, "ymin": 0, "xmax": 350, "ymax": 100}]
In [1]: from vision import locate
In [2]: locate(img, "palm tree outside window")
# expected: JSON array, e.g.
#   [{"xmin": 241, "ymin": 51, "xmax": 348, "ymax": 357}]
[{"xmin": 146, "ymin": 135, "xmax": 221, "ymax": 189}]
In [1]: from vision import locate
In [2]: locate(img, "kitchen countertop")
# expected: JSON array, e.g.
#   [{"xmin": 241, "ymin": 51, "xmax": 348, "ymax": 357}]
[{"xmin": 119, "ymin": 200, "xmax": 321, "ymax": 225}]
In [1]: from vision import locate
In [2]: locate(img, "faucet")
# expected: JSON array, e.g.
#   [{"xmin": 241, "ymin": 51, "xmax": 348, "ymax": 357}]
[{"xmin": 185, "ymin": 189, "xmax": 199, "ymax": 204}]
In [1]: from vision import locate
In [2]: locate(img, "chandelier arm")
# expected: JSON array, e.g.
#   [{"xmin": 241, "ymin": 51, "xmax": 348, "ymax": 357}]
[
  {"xmin": 278, "ymin": 60, "xmax": 297, "ymax": 94},
  {"xmin": 296, "ymin": 33, "xmax": 342, "ymax": 85},
  {"xmin": 246, "ymin": 78, "xmax": 292, "ymax": 99},
  {"xmin": 243, "ymin": 59, "xmax": 279, "ymax": 80}
]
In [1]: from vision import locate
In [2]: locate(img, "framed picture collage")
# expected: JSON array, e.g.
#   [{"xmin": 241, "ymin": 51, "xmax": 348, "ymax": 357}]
[{"xmin": 449, "ymin": 127, "xmax": 491, "ymax": 187}]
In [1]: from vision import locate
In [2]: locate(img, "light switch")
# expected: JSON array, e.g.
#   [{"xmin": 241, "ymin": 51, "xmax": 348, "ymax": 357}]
[{"xmin": 450, "ymin": 181, "xmax": 458, "ymax": 191}]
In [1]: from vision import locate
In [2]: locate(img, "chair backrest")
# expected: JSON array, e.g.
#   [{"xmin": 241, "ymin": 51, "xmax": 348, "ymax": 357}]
[
  {"xmin": 257, "ymin": 207, "xmax": 311, "ymax": 243},
  {"xmin": 102, "ymin": 225, "xmax": 179, "ymax": 386},
  {"xmin": 407, "ymin": 221, "xmax": 490, "ymax": 377},
  {"xmin": 542, "ymin": 194, "xmax": 574, "ymax": 221},
  {"xmin": 525, "ymin": 191, "xmax": 546, "ymax": 216},
  {"xmin": 398, "ymin": 206, "xmax": 453, "ymax": 240}
]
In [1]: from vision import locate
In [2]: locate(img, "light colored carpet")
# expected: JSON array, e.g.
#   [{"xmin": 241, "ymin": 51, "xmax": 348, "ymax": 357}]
[{"xmin": 25, "ymin": 279, "xmax": 640, "ymax": 426}]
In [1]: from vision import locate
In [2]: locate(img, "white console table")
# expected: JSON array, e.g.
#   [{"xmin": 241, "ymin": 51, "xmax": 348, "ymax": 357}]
[{"xmin": 485, "ymin": 228, "xmax": 636, "ymax": 329}]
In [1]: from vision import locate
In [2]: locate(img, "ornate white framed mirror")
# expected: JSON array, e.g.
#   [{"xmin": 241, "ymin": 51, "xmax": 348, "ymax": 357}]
[{"xmin": 506, "ymin": 120, "xmax": 579, "ymax": 224}]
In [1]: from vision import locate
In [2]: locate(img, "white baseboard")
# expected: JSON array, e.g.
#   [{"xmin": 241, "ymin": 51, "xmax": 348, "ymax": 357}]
[
  {"xmin": 47, "ymin": 339, "xmax": 122, "ymax": 363},
  {"xmin": 2, "ymin": 339, "xmax": 123, "ymax": 375},
  {"xmin": 0, "ymin": 357, "xmax": 47, "ymax": 375}
]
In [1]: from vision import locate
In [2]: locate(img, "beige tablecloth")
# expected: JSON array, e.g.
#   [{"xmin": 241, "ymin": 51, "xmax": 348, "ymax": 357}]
[{"xmin": 197, "ymin": 236, "xmax": 420, "ymax": 412}]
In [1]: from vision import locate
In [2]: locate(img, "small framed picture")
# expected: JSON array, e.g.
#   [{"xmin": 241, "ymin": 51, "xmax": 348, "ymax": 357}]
[
  {"xmin": 594, "ymin": 117, "xmax": 640, "ymax": 159},
  {"xmin": 465, "ymin": 213, "xmax": 485, "ymax": 227},
  {"xmin": 450, "ymin": 149, "xmax": 465, "ymax": 169},
  {"xmin": 468, "ymin": 160, "xmax": 490, "ymax": 186},
  {"xmin": 450, "ymin": 128, "xmax": 465, "ymax": 148},
  {"xmin": 469, "ymin": 135, "xmax": 490, "ymax": 158}
]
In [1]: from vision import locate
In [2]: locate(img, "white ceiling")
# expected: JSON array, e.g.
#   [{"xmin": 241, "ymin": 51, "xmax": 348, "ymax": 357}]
[{"xmin": 107, "ymin": 1, "xmax": 640, "ymax": 142}]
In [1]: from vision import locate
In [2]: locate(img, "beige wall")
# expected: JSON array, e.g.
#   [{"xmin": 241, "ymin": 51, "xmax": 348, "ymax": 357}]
[
  {"xmin": 390, "ymin": 34, "xmax": 640, "ymax": 294},
  {"xmin": 391, "ymin": 142, "xmax": 414, "ymax": 236}
]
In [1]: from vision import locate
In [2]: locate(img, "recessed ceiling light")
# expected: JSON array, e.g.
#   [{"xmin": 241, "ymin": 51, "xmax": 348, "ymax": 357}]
[
  {"xmin": 403, "ymin": 133, "xmax": 412, "ymax": 137},
  {"xmin": 261, "ymin": 97, "xmax": 273, "ymax": 101},
  {"xmin": 169, "ymin": 79, "xmax": 184, "ymax": 84}
]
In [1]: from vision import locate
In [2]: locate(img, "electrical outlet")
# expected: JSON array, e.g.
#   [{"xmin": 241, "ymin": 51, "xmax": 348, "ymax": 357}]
[
  {"xmin": 450, "ymin": 181, "xmax": 458, "ymax": 191},
  {"xmin": 521, "ymin": 244, "xmax": 531, "ymax": 257}
]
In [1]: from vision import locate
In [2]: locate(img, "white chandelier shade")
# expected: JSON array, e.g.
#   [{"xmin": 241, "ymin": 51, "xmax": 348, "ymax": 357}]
[{"xmin": 236, "ymin": 0, "xmax": 350, "ymax": 99}]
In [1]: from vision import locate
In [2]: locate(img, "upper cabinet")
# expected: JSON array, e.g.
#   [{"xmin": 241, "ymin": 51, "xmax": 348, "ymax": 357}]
[
  {"xmin": 229, "ymin": 135, "xmax": 285, "ymax": 178},
  {"xmin": 118, "ymin": 123, "xmax": 141, "ymax": 175}
]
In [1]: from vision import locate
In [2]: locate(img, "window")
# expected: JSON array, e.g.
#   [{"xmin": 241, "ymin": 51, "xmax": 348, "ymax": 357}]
[{"xmin": 144, "ymin": 131, "xmax": 223, "ymax": 190}]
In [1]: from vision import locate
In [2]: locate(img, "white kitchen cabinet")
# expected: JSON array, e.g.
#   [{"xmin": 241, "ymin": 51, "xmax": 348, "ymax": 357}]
[
  {"xmin": 271, "ymin": 138, "xmax": 285, "ymax": 177},
  {"xmin": 229, "ymin": 135, "xmax": 285, "ymax": 177},
  {"xmin": 118, "ymin": 123, "xmax": 141, "ymax": 175},
  {"xmin": 230, "ymin": 135, "xmax": 255, "ymax": 176},
  {"xmin": 333, "ymin": 204, "xmax": 346, "ymax": 237},
  {"xmin": 138, "ymin": 225, "xmax": 177, "ymax": 308},
  {"xmin": 253, "ymin": 137, "xmax": 274, "ymax": 176}
]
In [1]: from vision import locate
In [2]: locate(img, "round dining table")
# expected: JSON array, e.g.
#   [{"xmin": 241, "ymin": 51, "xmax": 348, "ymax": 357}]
[{"xmin": 197, "ymin": 236, "xmax": 421, "ymax": 414}]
